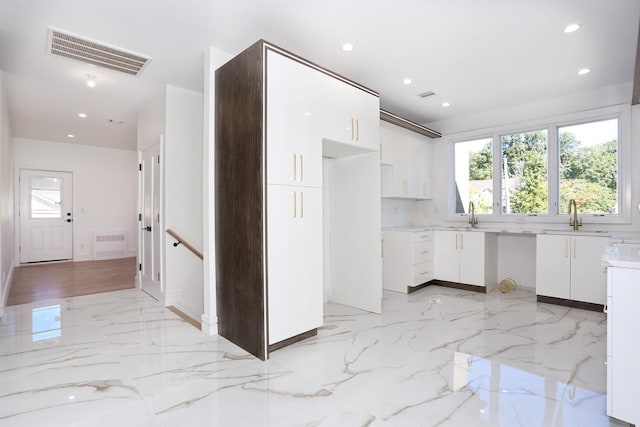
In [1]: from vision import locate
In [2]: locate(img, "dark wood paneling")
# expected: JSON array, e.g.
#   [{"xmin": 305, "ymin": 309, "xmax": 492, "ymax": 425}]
[
  {"xmin": 430, "ymin": 280, "xmax": 488, "ymax": 294},
  {"xmin": 215, "ymin": 40, "xmax": 267, "ymax": 360},
  {"xmin": 268, "ymin": 328, "xmax": 317, "ymax": 353},
  {"xmin": 537, "ymin": 295, "xmax": 605, "ymax": 313},
  {"xmin": 380, "ymin": 109, "xmax": 441, "ymax": 139}
]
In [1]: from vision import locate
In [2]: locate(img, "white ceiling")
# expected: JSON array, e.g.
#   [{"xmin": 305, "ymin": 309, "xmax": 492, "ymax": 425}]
[{"xmin": 1, "ymin": 0, "xmax": 638, "ymax": 150}]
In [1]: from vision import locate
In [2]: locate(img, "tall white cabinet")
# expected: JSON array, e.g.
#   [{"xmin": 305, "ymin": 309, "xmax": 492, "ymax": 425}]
[
  {"xmin": 535, "ymin": 234, "xmax": 609, "ymax": 305},
  {"xmin": 216, "ymin": 40, "xmax": 381, "ymax": 360}
]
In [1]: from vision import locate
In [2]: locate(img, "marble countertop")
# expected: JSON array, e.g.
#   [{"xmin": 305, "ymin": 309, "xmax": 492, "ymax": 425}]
[{"xmin": 601, "ymin": 244, "xmax": 640, "ymax": 269}]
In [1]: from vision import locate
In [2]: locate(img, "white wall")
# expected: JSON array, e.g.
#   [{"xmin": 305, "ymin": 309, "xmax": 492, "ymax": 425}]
[
  {"xmin": 13, "ymin": 138, "xmax": 137, "ymax": 262},
  {"xmin": 0, "ymin": 71, "xmax": 15, "ymax": 313},
  {"xmin": 202, "ymin": 47, "xmax": 233, "ymax": 335},
  {"xmin": 164, "ymin": 85, "xmax": 204, "ymax": 320}
]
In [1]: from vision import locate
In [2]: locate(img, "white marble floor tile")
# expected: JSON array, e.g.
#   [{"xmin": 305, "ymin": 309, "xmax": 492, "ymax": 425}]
[{"xmin": 0, "ymin": 286, "xmax": 623, "ymax": 427}]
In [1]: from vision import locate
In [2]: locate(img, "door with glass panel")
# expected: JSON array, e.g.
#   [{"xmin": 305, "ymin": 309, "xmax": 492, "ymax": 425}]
[{"xmin": 19, "ymin": 170, "xmax": 73, "ymax": 263}]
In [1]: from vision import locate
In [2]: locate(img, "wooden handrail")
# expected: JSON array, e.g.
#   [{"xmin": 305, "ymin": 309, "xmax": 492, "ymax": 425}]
[{"xmin": 165, "ymin": 229, "xmax": 203, "ymax": 260}]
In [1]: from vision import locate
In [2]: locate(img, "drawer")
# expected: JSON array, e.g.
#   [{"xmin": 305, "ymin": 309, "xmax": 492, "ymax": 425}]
[
  {"xmin": 413, "ymin": 241, "xmax": 433, "ymax": 264},
  {"xmin": 413, "ymin": 261, "xmax": 433, "ymax": 284},
  {"xmin": 412, "ymin": 231, "xmax": 432, "ymax": 243}
]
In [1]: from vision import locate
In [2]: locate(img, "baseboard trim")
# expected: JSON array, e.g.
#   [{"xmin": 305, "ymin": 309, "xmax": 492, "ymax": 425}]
[
  {"xmin": 164, "ymin": 289, "xmax": 180, "ymax": 307},
  {"xmin": 537, "ymin": 295, "xmax": 604, "ymax": 312},
  {"xmin": 268, "ymin": 328, "xmax": 317, "ymax": 354},
  {"xmin": 168, "ymin": 305, "xmax": 201, "ymax": 330},
  {"xmin": 407, "ymin": 280, "xmax": 434, "ymax": 294},
  {"xmin": 431, "ymin": 280, "xmax": 487, "ymax": 294},
  {"xmin": 200, "ymin": 313, "xmax": 218, "ymax": 335}
]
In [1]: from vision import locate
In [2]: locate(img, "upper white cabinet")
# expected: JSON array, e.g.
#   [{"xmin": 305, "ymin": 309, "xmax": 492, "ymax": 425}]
[
  {"xmin": 535, "ymin": 234, "xmax": 609, "ymax": 305},
  {"xmin": 319, "ymin": 72, "xmax": 380, "ymax": 152},
  {"xmin": 380, "ymin": 121, "xmax": 431, "ymax": 199},
  {"xmin": 434, "ymin": 230, "xmax": 497, "ymax": 288},
  {"xmin": 267, "ymin": 52, "xmax": 323, "ymax": 188}
]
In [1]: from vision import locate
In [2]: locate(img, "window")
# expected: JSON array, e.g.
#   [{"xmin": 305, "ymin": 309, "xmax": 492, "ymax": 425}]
[
  {"xmin": 30, "ymin": 176, "xmax": 62, "ymax": 219},
  {"xmin": 558, "ymin": 119, "xmax": 618, "ymax": 214},
  {"xmin": 451, "ymin": 113, "xmax": 622, "ymax": 221},
  {"xmin": 500, "ymin": 130, "xmax": 548, "ymax": 214},
  {"xmin": 454, "ymin": 138, "xmax": 493, "ymax": 214}
]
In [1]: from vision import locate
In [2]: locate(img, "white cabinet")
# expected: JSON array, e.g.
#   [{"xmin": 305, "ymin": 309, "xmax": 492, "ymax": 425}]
[
  {"xmin": 535, "ymin": 234, "xmax": 609, "ymax": 304},
  {"xmin": 382, "ymin": 230, "xmax": 433, "ymax": 293},
  {"xmin": 606, "ymin": 266, "xmax": 640, "ymax": 425},
  {"xmin": 320, "ymin": 73, "xmax": 380, "ymax": 152},
  {"xmin": 380, "ymin": 121, "xmax": 431, "ymax": 199},
  {"xmin": 267, "ymin": 51, "xmax": 322, "ymax": 188},
  {"xmin": 434, "ymin": 230, "xmax": 497, "ymax": 288},
  {"xmin": 267, "ymin": 185, "xmax": 322, "ymax": 344}
]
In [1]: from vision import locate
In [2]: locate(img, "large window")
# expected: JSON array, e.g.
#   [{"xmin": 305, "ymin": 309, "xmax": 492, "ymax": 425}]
[
  {"xmin": 558, "ymin": 119, "xmax": 618, "ymax": 214},
  {"xmin": 452, "ymin": 116, "xmax": 621, "ymax": 220},
  {"xmin": 500, "ymin": 130, "xmax": 548, "ymax": 214},
  {"xmin": 454, "ymin": 138, "xmax": 493, "ymax": 214}
]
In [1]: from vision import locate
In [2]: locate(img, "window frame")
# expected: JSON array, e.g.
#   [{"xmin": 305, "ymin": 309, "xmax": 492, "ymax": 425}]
[{"xmin": 447, "ymin": 104, "xmax": 631, "ymax": 225}]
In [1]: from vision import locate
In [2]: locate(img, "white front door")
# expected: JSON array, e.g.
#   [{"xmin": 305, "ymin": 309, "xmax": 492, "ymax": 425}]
[
  {"xmin": 140, "ymin": 144, "xmax": 162, "ymax": 300},
  {"xmin": 19, "ymin": 169, "xmax": 73, "ymax": 263}
]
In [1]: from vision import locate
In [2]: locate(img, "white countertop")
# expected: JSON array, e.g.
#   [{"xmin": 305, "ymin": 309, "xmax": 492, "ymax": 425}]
[{"xmin": 601, "ymin": 244, "xmax": 640, "ymax": 269}]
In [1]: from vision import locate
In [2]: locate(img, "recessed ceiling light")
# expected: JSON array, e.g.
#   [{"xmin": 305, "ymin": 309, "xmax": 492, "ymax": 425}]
[
  {"xmin": 78, "ymin": 113, "xmax": 87, "ymax": 118},
  {"xmin": 442, "ymin": 102, "xmax": 451, "ymax": 107},
  {"xmin": 85, "ymin": 74, "xmax": 97, "ymax": 88},
  {"xmin": 341, "ymin": 43, "xmax": 354, "ymax": 52},
  {"xmin": 578, "ymin": 68, "xmax": 591, "ymax": 75},
  {"xmin": 563, "ymin": 24, "xmax": 581, "ymax": 33},
  {"xmin": 403, "ymin": 78, "xmax": 412, "ymax": 85},
  {"xmin": 67, "ymin": 134, "xmax": 75, "ymax": 138}
]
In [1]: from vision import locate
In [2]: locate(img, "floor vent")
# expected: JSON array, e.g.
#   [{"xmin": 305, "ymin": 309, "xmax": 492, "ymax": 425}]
[
  {"xmin": 93, "ymin": 231, "xmax": 127, "ymax": 259},
  {"xmin": 47, "ymin": 27, "xmax": 151, "ymax": 76}
]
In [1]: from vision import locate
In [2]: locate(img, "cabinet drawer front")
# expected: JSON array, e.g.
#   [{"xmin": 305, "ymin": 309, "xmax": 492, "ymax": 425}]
[
  {"xmin": 413, "ymin": 261, "xmax": 434, "ymax": 284},
  {"xmin": 413, "ymin": 241, "xmax": 433, "ymax": 264},
  {"xmin": 412, "ymin": 231, "xmax": 432, "ymax": 243}
]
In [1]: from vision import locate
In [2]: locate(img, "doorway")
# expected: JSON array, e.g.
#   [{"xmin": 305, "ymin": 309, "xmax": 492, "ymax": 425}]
[
  {"xmin": 19, "ymin": 169, "xmax": 73, "ymax": 263},
  {"xmin": 139, "ymin": 143, "xmax": 162, "ymax": 300}
]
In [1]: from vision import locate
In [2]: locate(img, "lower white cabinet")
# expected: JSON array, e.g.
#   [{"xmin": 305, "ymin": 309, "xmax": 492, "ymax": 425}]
[
  {"xmin": 535, "ymin": 234, "xmax": 609, "ymax": 304},
  {"xmin": 606, "ymin": 266, "xmax": 640, "ymax": 425},
  {"xmin": 267, "ymin": 185, "xmax": 323, "ymax": 345},
  {"xmin": 382, "ymin": 230, "xmax": 433, "ymax": 293},
  {"xmin": 434, "ymin": 231, "xmax": 497, "ymax": 288}
]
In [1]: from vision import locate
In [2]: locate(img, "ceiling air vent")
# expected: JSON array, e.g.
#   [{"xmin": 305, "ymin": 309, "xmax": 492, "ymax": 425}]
[
  {"xmin": 417, "ymin": 91, "xmax": 436, "ymax": 99},
  {"xmin": 47, "ymin": 27, "xmax": 151, "ymax": 76}
]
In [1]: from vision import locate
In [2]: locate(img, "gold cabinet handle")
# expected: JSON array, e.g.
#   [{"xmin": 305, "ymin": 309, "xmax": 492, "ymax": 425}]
[
  {"xmin": 356, "ymin": 119, "xmax": 359, "ymax": 141},
  {"xmin": 420, "ymin": 271, "xmax": 429, "ymax": 275},
  {"xmin": 350, "ymin": 118, "xmax": 355, "ymax": 141},
  {"xmin": 292, "ymin": 191, "xmax": 296, "ymax": 218},
  {"xmin": 421, "ymin": 250, "xmax": 430, "ymax": 254},
  {"xmin": 300, "ymin": 191, "xmax": 304, "ymax": 218},
  {"xmin": 299, "ymin": 154, "xmax": 303, "ymax": 181},
  {"xmin": 573, "ymin": 238, "xmax": 577, "ymax": 259},
  {"xmin": 291, "ymin": 154, "xmax": 296, "ymax": 181},
  {"xmin": 455, "ymin": 233, "xmax": 458, "ymax": 250},
  {"xmin": 565, "ymin": 239, "xmax": 568, "ymax": 258},
  {"xmin": 461, "ymin": 233, "xmax": 464, "ymax": 250}
]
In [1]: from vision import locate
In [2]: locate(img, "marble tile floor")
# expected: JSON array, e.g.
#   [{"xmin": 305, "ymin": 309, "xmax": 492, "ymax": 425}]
[{"xmin": 0, "ymin": 286, "xmax": 628, "ymax": 427}]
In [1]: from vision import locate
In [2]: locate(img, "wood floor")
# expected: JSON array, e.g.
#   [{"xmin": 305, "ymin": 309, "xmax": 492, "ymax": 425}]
[{"xmin": 7, "ymin": 257, "xmax": 137, "ymax": 306}]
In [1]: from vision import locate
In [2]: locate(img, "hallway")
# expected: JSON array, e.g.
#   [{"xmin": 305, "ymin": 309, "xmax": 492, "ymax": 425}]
[{"xmin": 7, "ymin": 257, "xmax": 136, "ymax": 305}]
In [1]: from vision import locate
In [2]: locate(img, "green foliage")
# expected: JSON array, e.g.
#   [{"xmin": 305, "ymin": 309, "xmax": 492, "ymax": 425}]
[
  {"xmin": 469, "ymin": 143, "xmax": 492, "ymax": 180},
  {"xmin": 559, "ymin": 179, "xmax": 617, "ymax": 214}
]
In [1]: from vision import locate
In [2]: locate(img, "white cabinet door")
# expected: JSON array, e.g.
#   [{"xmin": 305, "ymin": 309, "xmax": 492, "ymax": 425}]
[
  {"xmin": 296, "ymin": 187, "xmax": 323, "ymax": 333},
  {"xmin": 570, "ymin": 236, "xmax": 609, "ymax": 304},
  {"xmin": 349, "ymin": 85, "xmax": 380, "ymax": 152},
  {"xmin": 267, "ymin": 185, "xmax": 299, "ymax": 344},
  {"xmin": 416, "ymin": 142, "xmax": 431, "ymax": 199},
  {"xmin": 267, "ymin": 51, "xmax": 322, "ymax": 188},
  {"xmin": 459, "ymin": 232, "xmax": 485, "ymax": 286},
  {"xmin": 434, "ymin": 231, "xmax": 460, "ymax": 282},
  {"xmin": 536, "ymin": 234, "xmax": 571, "ymax": 299}
]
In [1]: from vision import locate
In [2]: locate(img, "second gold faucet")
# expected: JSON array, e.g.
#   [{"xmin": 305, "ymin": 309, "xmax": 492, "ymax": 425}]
[{"xmin": 469, "ymin": 201, "xmax": 478, "ymax": 228}]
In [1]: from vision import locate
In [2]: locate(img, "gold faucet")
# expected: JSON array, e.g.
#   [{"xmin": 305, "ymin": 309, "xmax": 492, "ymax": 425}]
[
  {"xmin": 469, "ymin": 201, "xmax": 478, "ymax": 228},
  {"xmin": 568, "ymin": 199, "xmax": 582, "ymax": 230}
]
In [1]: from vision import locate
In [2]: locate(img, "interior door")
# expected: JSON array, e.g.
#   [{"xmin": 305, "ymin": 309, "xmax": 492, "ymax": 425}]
[
  {"xmin": 140, "ymin": 143, "xmax": 162, "ymax": 300},
  {"xmin": 19, "ymin": 169, "xmax": 73, "ymax": 263}
]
